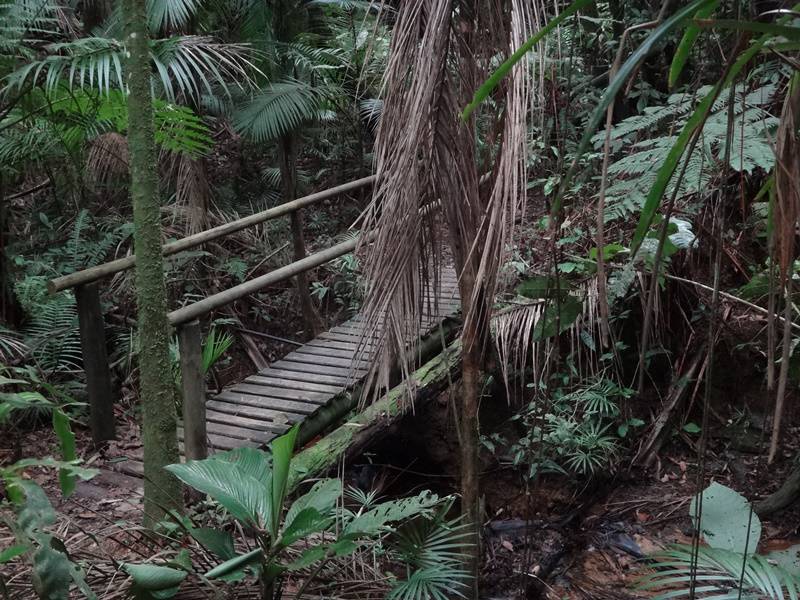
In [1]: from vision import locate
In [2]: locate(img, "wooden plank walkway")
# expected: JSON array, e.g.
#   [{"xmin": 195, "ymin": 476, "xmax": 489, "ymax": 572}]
[
  {"xmin": 113, "ymin": 270, "xmax": 460, "ymax": 475},
  {"xmin": 183, "ymin": 268, "xmax": 461, "ymax": 451}
]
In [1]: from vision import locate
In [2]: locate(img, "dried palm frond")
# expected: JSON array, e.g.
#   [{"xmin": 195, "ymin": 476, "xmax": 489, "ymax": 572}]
[
  {"xmin": 356, "ymin": 0, "xmax": 541, "ymax": 405},
  {"xmin": 173, "ymin": 153, "xmax": 212, "ymax": 235},
  {"xmin": 86, "ymin": 131, "xmax": 129, "ymax": 192},
  {"xmin": 492, "ymin": 301, "xmax": 546, "ymax": 397}
]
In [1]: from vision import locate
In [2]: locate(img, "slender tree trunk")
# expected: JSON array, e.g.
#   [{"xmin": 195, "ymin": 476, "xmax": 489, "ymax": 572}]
[
  {"xmin": 0, "ymin": 175, "xmax": 18, "ymax": 326},
  {"xmin": 458, "ymin": 271, "xmax": 485, "ymax": 600},
  {"xmin": 278, "ymin": 134, "xmax": 322, "ymax": 336},
  {"xmin": 124, "ymin": 0, "xmax": 182, "ymax": 525}
]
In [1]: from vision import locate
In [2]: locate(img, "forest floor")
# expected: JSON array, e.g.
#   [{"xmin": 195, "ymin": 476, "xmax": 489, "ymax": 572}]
[
  {"xmin": 2, "ymin": 356, "xmax": 799, "ymax": 599},
  {"xmin": 4, "ymin": 391, "xmax": 798, "ymax": 600}
]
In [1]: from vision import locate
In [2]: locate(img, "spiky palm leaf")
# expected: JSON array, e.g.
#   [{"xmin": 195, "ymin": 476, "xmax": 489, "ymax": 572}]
[
  {"xmin": 389, "ymin": 509, "xmax": 472, "ymax": 600},
  {"xmin": 147, "ymin": 0, "xmax": 204, "ymax": 34},
  {"xmin": 639, "ymin": 545, "xmax": 800, "ymax": 599},
  {"xmin": 233, "ymin": 79, "xmax": 320, "ymax": 141},
  {"xmin": 3, "ymin": 34, "xmax": 259, "ymax": 102}
]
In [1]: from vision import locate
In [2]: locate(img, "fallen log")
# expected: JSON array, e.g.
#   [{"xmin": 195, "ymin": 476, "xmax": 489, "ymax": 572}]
[
  {"xmin": 289, "ymin": 340, "xmax": 462, "ymax": 490},
  {"xmin": 756, "ymin": 458, "xmax": 800, "ymax": 516}
]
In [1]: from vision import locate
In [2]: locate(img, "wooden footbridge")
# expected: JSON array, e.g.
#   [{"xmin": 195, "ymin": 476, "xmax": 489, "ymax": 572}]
[{"xmin": 48, "ymin": 176, "xmax": 461, "ymax": 471}]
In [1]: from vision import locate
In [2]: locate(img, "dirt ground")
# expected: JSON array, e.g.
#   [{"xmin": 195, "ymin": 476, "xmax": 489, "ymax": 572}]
[{"xmin": 2, "ymin": 359, "xmax": 799, "ymax": 599}]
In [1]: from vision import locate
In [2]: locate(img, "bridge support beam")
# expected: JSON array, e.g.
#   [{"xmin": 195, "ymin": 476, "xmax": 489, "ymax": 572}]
[
  {"xmin": 178, "ymin": 319, "xmax": 207, "ymax": 461},
  {"xmin": 289, "ymin": 340, "xmax": 462, "ymax": 492},
  {"xmin": 75, "ymin": 282, "xmax": 115, "ymax": 443}
]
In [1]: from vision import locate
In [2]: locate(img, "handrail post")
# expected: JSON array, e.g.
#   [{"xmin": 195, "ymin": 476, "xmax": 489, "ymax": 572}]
[
  {"xmin": 178, "ymin": 319, "xmax": 207, "ymax": 461},
  {"xmin": 75, "ymin": 282, "xmax": 116, "ymax": 443}
]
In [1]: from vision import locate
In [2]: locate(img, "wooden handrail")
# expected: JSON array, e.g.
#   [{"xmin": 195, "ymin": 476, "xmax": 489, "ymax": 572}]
[
  {"xmin": 48, "ymin": 175, "xmax": 376, "ymax": 293},
  {"xmin": 168, "ymin": 232, "xmax": 373, "ymax": 326}
]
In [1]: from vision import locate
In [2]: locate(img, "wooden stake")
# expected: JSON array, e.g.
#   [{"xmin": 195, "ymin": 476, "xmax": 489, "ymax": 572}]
[
  {"xmin": 75, "ymin": 283, "xmax": 116, "ymax": 443},
  {"xmin": 178, "ymin": 319, "xmax": 207, "ymax": 461}
]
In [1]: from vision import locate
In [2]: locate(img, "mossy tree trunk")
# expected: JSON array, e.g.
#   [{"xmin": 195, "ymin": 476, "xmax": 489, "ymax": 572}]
[{"xmin": 124, "ymin": 0, "xmax": 182, "ymax": 525}]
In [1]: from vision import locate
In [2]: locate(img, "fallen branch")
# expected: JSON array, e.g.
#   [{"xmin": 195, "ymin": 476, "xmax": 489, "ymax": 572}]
[
  {"xmin": 633, "ymin": 341, "xmax": 708, "ymax": 468},
  {"xmin": 665, "ymin": 273, "xmax": 800, "ymax": 334}
]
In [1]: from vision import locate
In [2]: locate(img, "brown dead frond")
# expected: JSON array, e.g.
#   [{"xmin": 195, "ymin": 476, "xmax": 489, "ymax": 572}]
[
  {"xmin": 174, "ymin": 153, "xmax": 212, "ymax": 235},
  {"xmin": 356, "ymin": 0, "xmax": 540, "ymax": 406},
  {"xmin": 87, "ymin": 132, "xmax": 129, "ymax": 192}
]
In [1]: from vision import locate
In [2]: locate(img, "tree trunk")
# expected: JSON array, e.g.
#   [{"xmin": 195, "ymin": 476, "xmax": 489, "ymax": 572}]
[
  {"xmin": 456, "ymin": 263, "xmax": 489, "ymax": 600},
  {"xmin": 123, "ymin": 0, "xmax": 182, "ymax": 525},
  {"xmin": 278, "ymin": 134, "xmax": 322, "ymax": 337},
  {"xmin": 0, "ymin": 175, "xmax": 19, "ymax": 326}
]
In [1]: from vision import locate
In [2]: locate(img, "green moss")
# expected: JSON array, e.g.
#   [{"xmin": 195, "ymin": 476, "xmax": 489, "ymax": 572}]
[{"xmin": 123, "ymin": 0, "xmax": 181, "ymax": 525}]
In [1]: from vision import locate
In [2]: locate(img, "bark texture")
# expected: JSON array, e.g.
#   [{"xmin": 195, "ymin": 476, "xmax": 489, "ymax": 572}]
[{"xmin": 124, "ymin": 0, "xmax": 182, "ymax": 524}]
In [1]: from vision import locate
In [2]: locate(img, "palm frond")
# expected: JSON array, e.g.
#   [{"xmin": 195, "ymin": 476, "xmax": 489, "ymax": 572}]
[
  {"xmin": 233, "ymin": 79, "xmax": 320, "ymax": 141},
  {"xmin": 150, "ymin": 35, "xmax": 261, "ymax": 102},
  {"xmin": 389, "ymin": 508, "xmax": 472, "ymax": 600},
  {"xmin": 0, "ymin": 325, "xmax": 29, "ymax": 363},
  {"xmin": 639, "ymin": 545, "xmax": 800, "ymax": 599},
  {"xmin": 4, "ymin": 35, "xmax": 260, "ymax": 102},
  {"xmin": 147, "ymin": 0, "xmax": 203, "ymax": 34}
]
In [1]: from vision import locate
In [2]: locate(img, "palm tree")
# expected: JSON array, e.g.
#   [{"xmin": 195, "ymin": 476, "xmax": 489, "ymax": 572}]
[
  {"xmin": 228, "ymin": 0, "xmax": 375, "ymax": 336},
  {"xmin": 357, "ymin": 1, "xmax": 537, "ymax": 596}
]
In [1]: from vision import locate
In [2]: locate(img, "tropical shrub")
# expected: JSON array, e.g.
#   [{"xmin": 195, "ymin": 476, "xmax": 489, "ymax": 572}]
[{"xmin": 122, "ymin": 426, "xmax": 471, "ymax": 599}]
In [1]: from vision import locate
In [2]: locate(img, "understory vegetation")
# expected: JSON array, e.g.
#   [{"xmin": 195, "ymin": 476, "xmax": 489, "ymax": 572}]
[{"xmin": 2, "ymin": 0, "xmax": 800, "ymax": 599}]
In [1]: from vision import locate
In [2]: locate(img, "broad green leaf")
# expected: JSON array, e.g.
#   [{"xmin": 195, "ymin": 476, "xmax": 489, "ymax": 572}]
[
  {"xmin": 10, "ymin": 480, "xmax": 56, "ymax": 534},
  {"xmin": 344, "ymin": 491, "xmax": 441, "ymax": 537},
  {"xmin": 165, "ymin": 458, "xmax": 269, "ymax": 528},
  {"xmin": 285, "ymin": 545, "xmax": 326, "ymax": 571},
  {"xmin": 205, "ymin": 548, "xmax": 261, "ymax": 580},
  {"xmin": 284, "ymin": 478, "xmax": 342, "ymax": 530},
  {"xmin": 189, "ymin": 527, "xmax": 235, "ymax": 561},
  {"xmin": 589, "ymin": 244, "xmax": 626, "ymax": 261},
  {"xmin": 462, "ymin": 0, "xmax": 596, "ymax": 120},
  {"xmin": 0, "ymin": 544, "xmax": 27, "ymax": 563},
  {"xmin": 532, "ymin": 295, "xmax": 583, "ymax": 341},
  {"xmin": 52, "ymin": 409, "xmax": 77, "ymax": 497},
  {"xmin": 268, "ymin": 425, "xmax": 299, "ymax": 538},
  {"xmin": 689, "ymin": 482, "xmax": 761, "ymax": 555},
  {"xmin": 669, "ymin": 0, "xmax": 720, "ymax": 88},
  {"xmin": 123, "ymin": 563, "xmax": 186, "ymax": 599},
  {"xmin": 123, "ymin": 564, "xmax": 188, "ymax": 590},
  {"xmin": 218, "ymin": 446, "xmax": 272, "ymax": 482},
  {"xmin": 330, "ymin": 538, "xmax": 359, "ymax": 557},
  {"xmin": 279, "ymin": 507, "xmax": 334, "ymax": 547},
  {"xmin": 32, "ymin": 543, "xmax": 72, "ymax": 600}
]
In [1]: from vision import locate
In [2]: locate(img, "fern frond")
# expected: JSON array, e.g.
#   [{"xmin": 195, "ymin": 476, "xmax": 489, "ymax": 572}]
[{"xmin": 603, "ymin": 83, "xmax": 776, "ymax": 222}]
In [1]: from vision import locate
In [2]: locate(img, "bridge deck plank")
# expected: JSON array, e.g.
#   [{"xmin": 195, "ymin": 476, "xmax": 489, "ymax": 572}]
[{"xmin": 114, "ymin": 268, "xmax": 460, "ymax": 477}]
